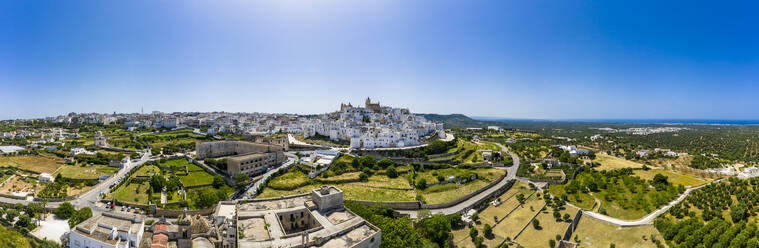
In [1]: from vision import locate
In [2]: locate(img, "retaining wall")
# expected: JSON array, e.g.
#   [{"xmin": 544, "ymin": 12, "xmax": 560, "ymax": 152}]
[
  {"xmin": 422, "ymin": 174, "xmax": 507, "ymax": 209},
  {"xmin": 562, "ymin": 209, "xmax": 584, "ymax": 241}
]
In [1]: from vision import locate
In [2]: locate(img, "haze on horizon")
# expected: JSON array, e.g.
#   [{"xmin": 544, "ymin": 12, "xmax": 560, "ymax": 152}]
[{"xmin": 2, "ymin": 0, "xmax": 758, "ymax": 120}]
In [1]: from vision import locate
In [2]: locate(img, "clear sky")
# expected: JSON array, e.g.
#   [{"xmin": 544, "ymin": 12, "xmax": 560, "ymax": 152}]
[{"xmin": 2, "ymin": 0, "xmax": 758, "ymax": 120}]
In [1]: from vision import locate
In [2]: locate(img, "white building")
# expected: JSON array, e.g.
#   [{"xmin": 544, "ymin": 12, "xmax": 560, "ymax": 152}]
[
  {"xmin": 38, "ymin": 173, "xmax": 54, "ymax": 183},
  {"xmin": 68, "ymin": 212, "xmax": 145, "ymax": 248}
]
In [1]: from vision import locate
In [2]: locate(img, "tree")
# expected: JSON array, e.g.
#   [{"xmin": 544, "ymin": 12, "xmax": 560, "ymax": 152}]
[
  {"xmin": 532, "ymin": 219, "xmax": 541, "ymax": 230},
  {"xmin": 377, "ymin": 158, "xmax": 394, "ymax": 168},
  {"xmin": 731, "ymin": 203, "xmax": 748, "ymax": 223},
  {"xmin": 150, "ymin": 175, "xmax": 166, "ymax": 191},
  {"xmin": 55, "ymin": 202, "xmax": 75, "ymax": 219},
  {"xmin": 190, "ymin": 188, "xmax": 227, "ymax": 209},
  {"xmin": 212, "ymin": 175, "xmax": 226, "ymax": 188},
  {"xmin": 553, "ymin": 211, "xmax": 561, "ymax": 220},
  {"xmin": 386, "ymin": 166, "xmax": 398, "ymax": 178},
  {"xmin": 25, "ymin": 202, "xmax": 43, "ymax": 218},
  {"xmin": 166, "ymin": 176, "xmax": 182, "ymax": 192},
  {"xmin": 235, "ymin": 174, "xmax": 250, "ymax": 189},
  {"xmin": 15, "ymin": 214, "xmax": 32, "ymax": 230},
  {"xmin": 418, "ymin": 214, "xmax": 452, "ymax": 247},
  {"xmin": 563, "ymin": 213, "xmax": 571, "ymax": 222},
  {"xmin": 415, "ymin": 178, "xmax": 427, "ymax": 189},
  {"xmin": 69, "ymin": 207, "xmax": 92, "ymax": 228},
  {"xmin": 483, "ymin": 224, "xmax": 493, "ymax": 237},
  {"xmin": 5, "ymin": 209, "xmax": 18, "ymax": 222},
  {"xmin": 469, "ymin": 227, "xmax": 479, "ymax": 241},
  {"xmin": 516, "ymin": 193, "xmax": 526, "ymax": 204},
  {"xmin": 359, "ymin": 155, "xmax": 377, "ymax": 169},
  {"xmin": 474, "ymin": 236, "xmax": 484, "ymax": 248},
  {"xmin": 359, "ymin": 172, "xmax": 369, "ymax": 182},
  {"xmin": 549, "ymin": 239, "xmax": 556, "ymax": 248}
]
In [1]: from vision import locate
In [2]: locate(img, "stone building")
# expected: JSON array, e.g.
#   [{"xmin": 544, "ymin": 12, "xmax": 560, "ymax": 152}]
[
  {"xmin": 94, "ymin": 131, "xmax": 108, "ymax": 147},
  {"xmin": 196, "ymin": 141, "xmax": 286, "ymax": 178},
  {"xmin": 236, "ymin": 186, "xmax": 381, "ymax": 248}
]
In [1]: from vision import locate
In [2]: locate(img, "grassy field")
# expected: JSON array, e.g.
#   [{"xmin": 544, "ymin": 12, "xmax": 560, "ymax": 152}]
[
  {"xmin": 112, "ymin": 181, "xmax": 151, "ymax": 204},
  {"xmin": 595, "ymin": 153, "xmax": 646, "ymax": 170},
  {"xmin": 57, "ymin": 164, "xmax": 118, "ymax": 179},
  {"xmin": 416, "ymin": 167, "xmax": 504, "ymax": 184},
  {"xmin": 477, "ymin": 182, "xmax": 535, "ymax": 227},
  {"xmin": 0, "ymin": 224, "xmax": 42, "ymax": 248},
  {"xmin": 546, "ymin": 184, "xmax": 596, "ymax": 210},
  {"xmin": 258, "ymin": 173, "xmax": 417, "ymax": 202},
  {"xmin": 269, "ymin": 168, "xmax": 311, "ymax": 189},
  {"xmin": 572, "ymin": 216, "xmax": 665, "ymax": 248},
  {"xmin": 429, "ymin": 140, "xmax": 485, "ymax": 164},
  {"xmin": 491, "ymin": 194, "xmax": 545, "ymax": 239},
  {"xmin": 178, "ymin": 171, "xmax": 215, "ymax": 186},
  {"xmin": 633, "ymin": 169, "xmax": 707, "ymax": 186},
  {"xmin": 420, "ymin": 179, "xmax": 490, "ymax": 204},
  {"xmin": 515, "ymin": 205, "xmax": 579, "ymax": 247},
  {"xmin": 0, "ymin": 154, "xmax": 63, "ymax": 174},
  {"xmin": 133, "ymin": 165, "xmax": 160, "ymax": 177}
]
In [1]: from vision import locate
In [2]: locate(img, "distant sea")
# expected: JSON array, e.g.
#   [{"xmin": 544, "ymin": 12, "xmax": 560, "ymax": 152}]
[{"xmin": 471, "ymin": 117, "xmax": 759, "ymax": 125}]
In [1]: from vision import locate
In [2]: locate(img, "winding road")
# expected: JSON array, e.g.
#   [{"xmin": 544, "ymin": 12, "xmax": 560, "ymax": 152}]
[
  {"xmin": 576, "ymin": 180, "xmax": 717, "ymax": 226},
  {"xmin": 398, "ymin": 142, "xmax": 520, "ymax": 218}
]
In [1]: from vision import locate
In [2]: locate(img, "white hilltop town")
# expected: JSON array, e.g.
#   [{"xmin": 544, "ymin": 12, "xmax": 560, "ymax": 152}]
[{"xmin": 0, "ymin": 98, "xmax": 458, "ymax": 248}]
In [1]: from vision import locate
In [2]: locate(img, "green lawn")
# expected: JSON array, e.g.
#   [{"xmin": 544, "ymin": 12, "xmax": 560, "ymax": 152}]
[
  {"xmin": 179, "ymin": 171, "xmax": 215, "ymax": 186},
  {"xmin": 133, "ymin": 165, "xmax": 160, "ymax": 177},
  {"xmin": 112, "ymin": 181, "xmax": 151, "ymax": 204},
  {"xmin": 268, "ymin": 168, "xmax": 310, "ymax": 189},
  {"xmin": 420, "ymin": 179, "xmax": 490, "ymax": 204}
]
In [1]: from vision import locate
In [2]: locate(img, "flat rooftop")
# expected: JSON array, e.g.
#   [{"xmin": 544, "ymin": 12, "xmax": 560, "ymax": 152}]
[{"xmin": 319, "ymin": 224, "xmax": 378, "ymax": 248}]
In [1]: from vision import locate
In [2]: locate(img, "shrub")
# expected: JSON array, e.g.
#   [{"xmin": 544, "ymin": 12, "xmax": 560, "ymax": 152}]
[{"xmin": 386, "ymin": 166, "xmax": 398, "ymax": 178}]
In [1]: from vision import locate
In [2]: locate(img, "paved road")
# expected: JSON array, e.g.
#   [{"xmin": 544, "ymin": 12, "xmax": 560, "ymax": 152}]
[
  {"xmin": 238, "ymin": 154, "xmax": 297, "ymax": 200},
  {"xmin": 398, "ymin": 142, "xmax": 520, "ymax": 218},
  {"xmin": 578, "ymin": 180, "xmax": 717, "ymax": 226}
]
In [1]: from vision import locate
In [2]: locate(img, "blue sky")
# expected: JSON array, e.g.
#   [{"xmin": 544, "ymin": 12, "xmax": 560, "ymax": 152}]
[{"xmin": 1, "ymin": 0, "xmax": 758, "ymax": 120}]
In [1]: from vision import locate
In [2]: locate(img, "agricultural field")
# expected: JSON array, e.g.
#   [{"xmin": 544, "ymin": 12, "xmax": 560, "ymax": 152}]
[
  {"xmin": 0, "ymin": 154, "xmax": 63, "ymax": 174},
  {"xmin": 514, "ymin": 205, "xmax": 579, "ymax": 248},
  {"xmin": 595, "ymin": 153, "xmax": 646, "ymax": 171},
  {"xmin": 57, "ymin": 164, "xmax": 118, "ymax": 179},
  {"xmin": 491, "ymin": 194, "xmax": 545, "ymax": 239},
  {"xmin": 572, "ymin": 216, "xmax": 664, "ymax": 248},
  {"xmin": 633, "ymin": 169, "xmax": 707, "ymax": 187}
]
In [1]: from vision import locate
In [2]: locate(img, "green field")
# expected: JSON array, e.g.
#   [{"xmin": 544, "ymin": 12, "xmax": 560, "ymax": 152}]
[
  {"xmin": 112, "ymin": 181, "xmax": 151, "ymax": 204},
  {"xmin": 420, "ymin": 179, "xmax": 490, "ymax": 204},
  {"xmin": 178, "ymin": 171, "xmax": 215, "ymax": 186}
]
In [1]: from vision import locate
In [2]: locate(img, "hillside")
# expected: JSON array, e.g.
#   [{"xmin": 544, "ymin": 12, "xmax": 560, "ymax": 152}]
[{"xmin": 417, "ymin": 114, "xmax": 501, "ymax": 128}]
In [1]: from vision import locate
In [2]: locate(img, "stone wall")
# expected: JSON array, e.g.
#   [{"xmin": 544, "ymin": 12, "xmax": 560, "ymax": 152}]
[
  {"xmin": 562, "ymin": 209, "xmax": 584, "ymax": 241},
  {"xmin": 352, "ymin": 200, "xmax": 422, "ymax": 210},
  {"xmin": 422, "ymin": 174, "xmax": 507, "ymax": 209}
]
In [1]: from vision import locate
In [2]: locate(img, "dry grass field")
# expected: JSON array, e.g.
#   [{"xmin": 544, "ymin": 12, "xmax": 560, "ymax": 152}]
[
  {"xmin": 594, "ymin": 154, "xmax": 646, "ymax": 171},
  {"xmin": 0, "ymin": 154, "xmax": 64, "ymax": 174},
  {"xmin": 572, "ymin": 216, "xmax": 665, "ymax": 248}
]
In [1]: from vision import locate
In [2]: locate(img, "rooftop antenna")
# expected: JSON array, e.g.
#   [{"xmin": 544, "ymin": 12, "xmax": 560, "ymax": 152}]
[{"xmin": 141, "ymin": 106, "xmax": 143, "ymax": 115}]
